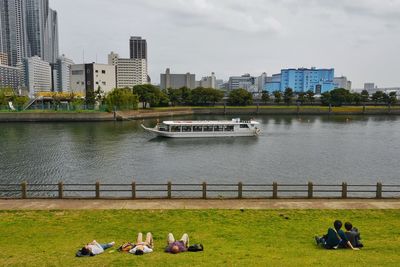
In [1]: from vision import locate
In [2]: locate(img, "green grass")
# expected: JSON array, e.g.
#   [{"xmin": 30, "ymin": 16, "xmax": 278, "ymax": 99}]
[{"xmin": 0, "ymin": 210, "xmax": 399, "ymax": 266}]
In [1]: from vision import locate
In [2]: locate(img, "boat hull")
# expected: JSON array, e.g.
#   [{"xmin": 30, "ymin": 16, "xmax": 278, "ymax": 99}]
[{"xmin": 141, "ymin": 125, "xmax": 260, "ymax": 138}]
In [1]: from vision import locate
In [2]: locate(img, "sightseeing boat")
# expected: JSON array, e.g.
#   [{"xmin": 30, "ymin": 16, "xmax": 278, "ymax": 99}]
[{"xmin": 141, "ymin": 118, "xmax": 261, "ymax": 138}]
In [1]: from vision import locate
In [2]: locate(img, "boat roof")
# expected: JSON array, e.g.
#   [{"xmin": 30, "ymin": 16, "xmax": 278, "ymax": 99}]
[{"xmin": 162, "ymin": 120, "xmax": 260, "ymax": 126}]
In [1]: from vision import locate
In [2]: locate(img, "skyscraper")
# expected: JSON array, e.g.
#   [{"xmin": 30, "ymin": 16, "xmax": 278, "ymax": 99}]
[
  {"xmin": 25, "ymin": 0, "xmax": 58, "ymax": 63},
  {"xmin": 0, "ymin": 0, "xmax": 28, "ymax": 67},
  {"xmin": 130, "ymin": 36, "xmax": 147, "ymax": 60}
]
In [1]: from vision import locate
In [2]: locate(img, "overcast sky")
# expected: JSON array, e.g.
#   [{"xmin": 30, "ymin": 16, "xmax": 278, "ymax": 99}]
[{"xmin": 51, "ymin": 0, "xmax": 400, "ymax": 88}]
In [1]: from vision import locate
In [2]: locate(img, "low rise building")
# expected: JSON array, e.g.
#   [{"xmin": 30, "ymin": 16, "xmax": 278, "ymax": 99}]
[
  {"xmin": 20, "ymin": 56, "xmax": 52, "ymax": 98},
  {"xmin": 160, "ymin": 68, "xmax": 196, "ymax": 89},
  {"xmin": 196, "ymin": 72, "xmax": 216, "ymax": 88},
  {"xmin": 71, "ymin": 63, "xmax": 116, "ymax": 97},
  {"xmin": 334, "ymin": 76, "xmax": 352, "ymax": 90},
  {"xmin": 0, "ymin": 63, "xmax": 19, "ymax": 91},
  {"xmin": 228, "ymin": 74, "xmax": 257, "ymax": 92}
]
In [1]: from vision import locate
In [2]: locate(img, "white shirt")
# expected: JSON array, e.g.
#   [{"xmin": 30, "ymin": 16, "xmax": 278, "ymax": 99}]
[
  {"xmin": 129, "ymin": 245, "xmax": 153, "ymax": 254},
  {"xmin": 88, "ymin": 241, "xmax": 104, "ymax": 255}
]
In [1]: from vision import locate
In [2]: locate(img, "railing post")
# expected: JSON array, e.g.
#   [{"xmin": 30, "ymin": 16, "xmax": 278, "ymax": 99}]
[
  {"xmin": 238, "ymin": 182, "xmax": 243, "ymax": 199},
  {"xmin": 376, "ymin": 182, "xmax": 383, "ymax": 199},
  {"xmin": 95, "ymin": 181, "xmax": 100, "ymax": 199},
  {"xmin": 272, "ymin": 182, "xmax": 278, "ymax": 199},
  {"xmin": 202, "ymin": 182, "xmax": 207, "ymax": 199},
  {"xmin": 308, "ymin": 182, "xmax": 313, "ymax": 199},
  {"xmin": 58, "ymin": 182, "xmax": 63, "ymax": 199},
  {"xmin": 132, "ymin": 181, "xmax": 136, "ymax": 199},
  {"xmin": 167, "ymin": 181, "xmax": 172, "ymax": 199},
  {"xmin": 21, "ymin": 181, "xmax": 27, "ymax": 199},
  {"xmin": 341, "ymin": 182, "xmax": 348, "ymax": 199}
]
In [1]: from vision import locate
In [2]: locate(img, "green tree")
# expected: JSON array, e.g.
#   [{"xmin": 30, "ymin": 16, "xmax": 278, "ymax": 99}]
[
  {"xmin": 167, "ymin": 87, "xmax": 192, "ymax": 106},
  {"xmin": 273, "ymin": 91, "xmax": 282, "ymax": 104},
  {"xmin": 283, "ymin": 88, "xmax": 294, "ymax": 105},
  {"xmin": 371, "ymin": 91, "xmax": 385, "ymax": 104},
  {"xmin": 191, "ymin": 87, "xmax": 224, "ymax": 106},
  {"xmin": 352, "ymin": 92, "xmax": 362, "ymax": 105},
  {"xmin": 361, "ymin": 90, "xmax": 370, "ymax": 103},
  {"xmin": 306, "ymin": 90, "xmax": 315, "ymax": 104},
  {"xmin": 329, "ymin": 88, "xmax": 352, "ymax": 106},
  {"xmin": 320, "ymin": 92, "xmax": 331, "ymax": 106},
  {"xmin": 297, "ymin": 92, "xmax": 306, "ymax": 104},
  {"xmin": 105, "ymin": 88, "xmax": 138, "ymax": 111},
  {"xmin": 132, "ymin": 84, "xmax": 167, "ymax": 108},
  {"xmin": 261, "ymin": 91, "xmax": 270, "ymax": 104},
  {"xmin": 388, "ymin": 92, "xmax": 397, "ymax": 105},
  {"xmin": 228, "ymin": 88, "xmax": 253, "ymax": 106}
]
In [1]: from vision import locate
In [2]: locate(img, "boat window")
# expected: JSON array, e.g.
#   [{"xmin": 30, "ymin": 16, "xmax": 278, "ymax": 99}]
[
  {"xmin": 224, "ymin": 125, "xmax": 234, "ymax": 132},
  {"xmin": 159, "ymin": 125, "xmax": 169, "ymax": 132},
  {"xmin": 251, "ymin": 124, "xmax": 255, "ymax": 127},
  {"xmin": 214, "ymin": 125, "xmax": 224, "ymax": 132},
  {"xmin": 193, "ymin": 126, "xmax": 203, "ymax": 132},
  {"xmin": 182, "ymin": 126, "xmax": 192, "ymax": 132},
  {"xmin": 203, "ymin": 125, "xmax": 213, "ymax": 132},
  {"xmin": 171, "ymin": 126, "xmax": 181, "ymax": 132},
  {"xmin": 240, "ymin": 124, "xmax": 249, "ymax": 129}
]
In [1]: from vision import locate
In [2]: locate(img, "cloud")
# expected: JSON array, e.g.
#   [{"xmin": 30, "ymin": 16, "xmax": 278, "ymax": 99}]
[{"xmin": 135, "ymin": 0, "xmax": 283, "ymax": 34}]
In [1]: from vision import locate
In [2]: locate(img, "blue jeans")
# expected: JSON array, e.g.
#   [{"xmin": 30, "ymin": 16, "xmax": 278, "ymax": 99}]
[{"xmin": 100, "ymin": 243, "xmax": 113, "ymax": 250}]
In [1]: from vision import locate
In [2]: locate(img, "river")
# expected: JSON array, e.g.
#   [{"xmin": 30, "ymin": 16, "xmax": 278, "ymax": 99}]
[{"xmin": 0, "ymin": 115, "xmax": 399, "ymax": 185}]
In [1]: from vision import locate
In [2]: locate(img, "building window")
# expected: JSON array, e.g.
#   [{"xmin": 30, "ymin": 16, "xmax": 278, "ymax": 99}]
[
  {"xmin": 102, "ymin": 82, "xmax": 106, "ymax": 85},
  {"xmin": 95, "ymin": 70, "xmax": 98, "ymax": 73},
  {"xmin": 102, "ymin": 70, "xmax": 106, "ymax": 74},
  {"xmin": 96, "ymin": 82, "xmax": 99, "ymax": 85}
]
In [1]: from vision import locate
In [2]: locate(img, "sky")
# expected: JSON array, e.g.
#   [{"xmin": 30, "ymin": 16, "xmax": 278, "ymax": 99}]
[{"xmin": 50, "ymin": 0, "xmax": 400, "ymax": 88}]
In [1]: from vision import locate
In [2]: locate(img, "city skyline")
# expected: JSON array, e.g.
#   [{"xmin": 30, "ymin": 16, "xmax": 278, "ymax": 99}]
[{"xmin": 50, "ymin": 0, "xmax": 400, "ymax": 88}]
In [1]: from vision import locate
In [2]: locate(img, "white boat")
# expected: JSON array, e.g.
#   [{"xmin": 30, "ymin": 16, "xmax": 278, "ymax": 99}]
[{"xmin": 141, "ymin": 118, "xmax": 261, "ymax": 138}]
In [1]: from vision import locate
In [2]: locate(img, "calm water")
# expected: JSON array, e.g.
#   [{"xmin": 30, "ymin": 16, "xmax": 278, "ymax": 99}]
[{"xmin": 0, "ymin": 115, "xmax": 399, "ymax": 185}]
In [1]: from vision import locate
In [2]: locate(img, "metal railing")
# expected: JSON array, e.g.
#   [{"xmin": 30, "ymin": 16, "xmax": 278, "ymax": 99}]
[{"xmin": 0, "ymin": 181, "xmax": 399, "ymax": 199}]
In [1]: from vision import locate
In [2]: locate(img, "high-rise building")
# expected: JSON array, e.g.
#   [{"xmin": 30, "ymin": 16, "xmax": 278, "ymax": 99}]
[
  {"xmin": 52, "ymin": 54, "xmax": 73, "ymax": 92},
  {"xmin": 0, "ymin": 0, "xmax": 28, "ymax": 67},
  {"xmin": 70, "ymin": 63, "xmax": 116, "ymax": 97},
  {"xmin": 108, "ymin": 51, "xmax": 148, "ymax": 88},
  {"xmin": 160, "ymin": 68, "xmax": 196, "ymax": 90},
  {"xmin": 130, "ymin": 36, "xmax": 147, "ymax": 60},
  {"xmin": 0, "ymin": 0, "xmax": 59, "ymax": 67},
  {"xmin": 20, "ymin": 56, "xmax": 52, "ymax": 98},
  {"xmin": 0, "ymin": 52, "xmax": 8, "ymax": 65}
]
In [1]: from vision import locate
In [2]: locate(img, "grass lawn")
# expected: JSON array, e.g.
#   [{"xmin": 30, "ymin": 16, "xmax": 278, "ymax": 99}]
[{"xmin": 1, "ymin": 210, "xmax": 399, "ymax": 266}]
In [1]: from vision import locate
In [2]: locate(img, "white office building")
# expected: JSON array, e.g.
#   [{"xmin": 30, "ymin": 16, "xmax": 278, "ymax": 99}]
[
  {"xmin": 0, "ymin": 63, "xmax": 20, "ymax": 90},
  {"xmin": 108, "ymin": 51, "xmax": 147, "ymax": 88},
  {"xmin": 71, "ymin": 63, "xmax": 116, "ymax": 96},
  {"xmin": 20, "ymin": 56, "xmax": 52, "ymax": 98},
  {"xmin": 196, "ymin": 72, "xmax": 216, "ymax": 89},
  {"xmin": 334, "ymin": 76, "xmax": 352, "ymax": 90},
  {"xmin": 53, "ymin": 54, "xmax": 73, "ymax": 92}
]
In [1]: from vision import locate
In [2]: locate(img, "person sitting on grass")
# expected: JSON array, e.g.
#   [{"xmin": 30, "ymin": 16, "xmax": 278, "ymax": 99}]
[
  {"xmin": 315, "ymin": 220, "xmax": 359, "ymax": 250},
  {"xmin": 78, "ymin": 240, "xmax": 115, "ymax": 256},
  {"xmin": 165, "ymin": 233, "xmax": 189, "ymax": 254},
  {"xmin": 129, "ymin": 232, "xmax": 154, "ymax": 255},
  {"xmin": 345, "ymin": 222, "xmax": 363, "ymax": 248}
]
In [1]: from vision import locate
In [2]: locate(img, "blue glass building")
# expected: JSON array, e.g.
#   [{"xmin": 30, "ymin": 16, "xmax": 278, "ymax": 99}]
[{"xmin": 265, "ymin": 67, "xmax": 335, "ymax": 94}]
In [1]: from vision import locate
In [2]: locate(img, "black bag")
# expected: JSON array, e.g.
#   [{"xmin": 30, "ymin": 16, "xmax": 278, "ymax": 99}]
[{"xmin": 188, "ymin": 244, "xmax": 204, "ymax": 252}]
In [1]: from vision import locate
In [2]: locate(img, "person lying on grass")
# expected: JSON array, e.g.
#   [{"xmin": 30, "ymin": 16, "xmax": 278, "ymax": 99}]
[
  {"xmin": 345, "ymin": 222, "xmax": 363, "ymax": 248},
  {"xmin": 315, "ymin": 220, "xmax": 360, "ymax": 250},
  {"xmin": 78, "ymin": 240, "xmax": 115, "ymax": 256},
  {"xmin": 129, "ymin": 232, "xmax": 154, "ymax": 255},
  {"xmin": 165, "ymin": 233, "xmax": 189, "ymax": 254}
]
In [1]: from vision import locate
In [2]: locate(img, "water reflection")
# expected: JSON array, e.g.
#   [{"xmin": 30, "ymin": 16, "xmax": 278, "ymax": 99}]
[{"xmin": 1, "ymin": 115, "xmax": 400, "ymax": 185}]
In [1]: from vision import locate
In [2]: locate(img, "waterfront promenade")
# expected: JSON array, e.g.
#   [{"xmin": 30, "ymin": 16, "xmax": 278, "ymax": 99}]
[{"xmin": 1, "ymin": 199, "xmax": 400, "ymax": 210}]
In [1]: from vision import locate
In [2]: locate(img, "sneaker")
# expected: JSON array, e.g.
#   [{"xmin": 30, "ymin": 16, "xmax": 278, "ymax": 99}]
[
  {"xmin": 110, "ymin": 241, "xmax": 115, "ymax": 246},
  {"xmin": 314, "ymin": 236, "xmax": 320, "ymax": 245}
]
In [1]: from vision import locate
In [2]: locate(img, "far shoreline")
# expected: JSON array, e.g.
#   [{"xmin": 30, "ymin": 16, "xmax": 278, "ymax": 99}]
[{"xmin": 0, "ymin": 106, "xmax": 400, "ymax": 122}]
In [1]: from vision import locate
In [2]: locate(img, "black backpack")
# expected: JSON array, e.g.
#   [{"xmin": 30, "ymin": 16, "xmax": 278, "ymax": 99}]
[{"xmin": 188, "ymin": 244, "xmax": 204, "ymax": 252}]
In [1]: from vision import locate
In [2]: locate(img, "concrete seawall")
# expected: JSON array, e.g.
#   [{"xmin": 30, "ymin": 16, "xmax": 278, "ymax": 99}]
[{"xmin": 0, "ymin": 107, "xmax": 399, "ymax": 122}]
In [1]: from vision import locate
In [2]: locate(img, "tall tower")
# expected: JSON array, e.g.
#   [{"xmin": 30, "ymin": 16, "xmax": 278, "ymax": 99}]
[
  {"xmin": 129, "ymin": 36, "xmax": 147, "ymax": 60},
  {"xmin": 0, "ymin": 0, "xmax": 28, "ymax": 67}
]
